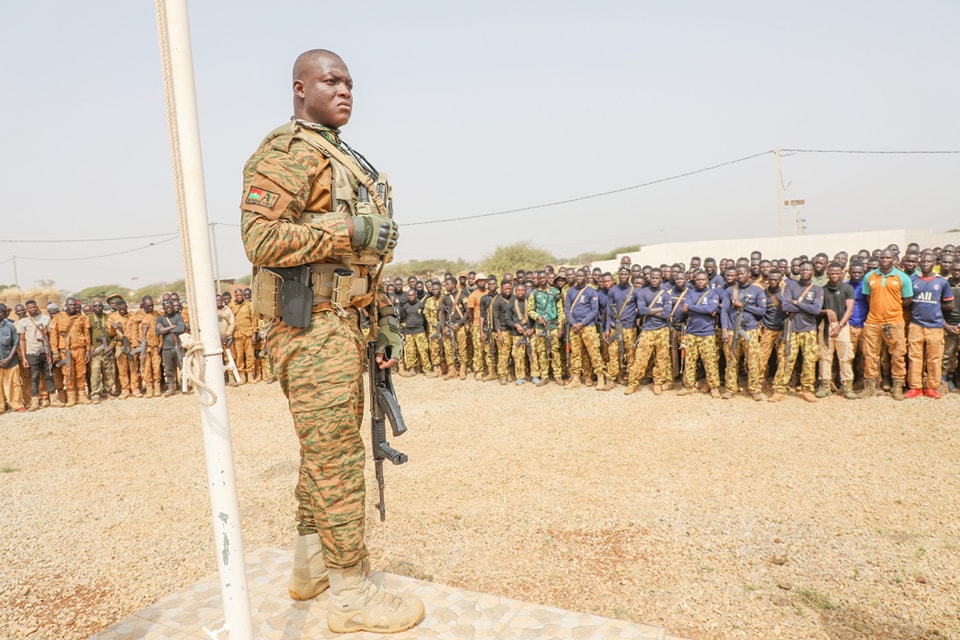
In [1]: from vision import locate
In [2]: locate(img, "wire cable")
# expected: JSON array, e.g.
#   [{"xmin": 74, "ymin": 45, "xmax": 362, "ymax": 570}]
[
  {"xmin": 402, "ymin": 151, "xmax": 774, "ymax": 227},
  {"xmin": 11, "ymin": 236, "xmax": 179, "ymax": 262},
  {"xmin": 0, "ymin": 231, "xmax": 180, "ymax": 244}
]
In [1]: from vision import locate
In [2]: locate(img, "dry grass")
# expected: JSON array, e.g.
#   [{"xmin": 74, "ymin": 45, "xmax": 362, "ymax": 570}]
[{"xmin": 1, "ymin": 377, "xmax": 958, "ymax": 640}]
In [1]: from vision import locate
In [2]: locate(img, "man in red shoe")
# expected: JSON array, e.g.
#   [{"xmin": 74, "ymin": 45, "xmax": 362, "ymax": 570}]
[{"xmin": 905, "ymin": 252, "xmax": 953, "ymax": 399}]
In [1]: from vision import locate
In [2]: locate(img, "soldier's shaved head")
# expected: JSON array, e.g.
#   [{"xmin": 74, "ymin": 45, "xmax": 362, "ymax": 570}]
[{"xmin": 293, "ymin": 49, "xmax": 343, "ymax": 81}]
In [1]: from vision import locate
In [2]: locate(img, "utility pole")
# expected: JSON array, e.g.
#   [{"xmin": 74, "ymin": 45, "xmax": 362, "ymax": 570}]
[
  {"xmin": 775, "ymin": 148, "xmax": 783, "ymax": 236},
  {"xmin": 12, "ymin": 255, "xmax": 18, "ymax": 288}
]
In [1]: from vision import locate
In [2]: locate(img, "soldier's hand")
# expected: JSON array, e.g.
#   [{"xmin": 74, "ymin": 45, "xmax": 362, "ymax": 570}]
[
  {"xmin": 21, "ymin": 358, "xmax": 29, "ymax": 369},
  {"xmin": 681, "ymin": 304, "xmax": 689, "ymax": 313},
  {"xmin": 945, "ymin": 324, "xmax": 960, "ymax": 336},
  {"xmin": 85, "ymin": 351, "xmax": 91, "ymax": 363},
  {"xmin": 350, "ymin": 213, "xmax": 399, "ymax": 253},
  {"xmin": 722, "ymin": 329, "xmax": 731, "ymax": 343},
  {"xmin": 732, "ymin": 297, "xmax": 743, "ymax": 308}
]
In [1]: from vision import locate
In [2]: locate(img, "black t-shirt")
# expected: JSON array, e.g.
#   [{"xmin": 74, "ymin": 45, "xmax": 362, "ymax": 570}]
[{"xmin": 822, "ymin": 282, "xmax": 854, "ymax": 322}]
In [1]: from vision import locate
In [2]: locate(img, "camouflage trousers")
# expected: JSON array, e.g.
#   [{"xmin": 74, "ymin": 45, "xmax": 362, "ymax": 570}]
[
  {"xmin": 427, "ymin": 332, "xmax": 449, "ymax": 369},
  {"xmin": 89, "ymin": 351, "xmax": 117, "ymax": 398},
  {"xmin": 443, "ymin": 326, "xmax": 468, "ymax": 369},
  {"xmin": 496, "ymin": 333, "xmax": 515, "ymax": 381},
  {"xmin": 723, "ymin": 329, "xmax": 761, "ymax": 393},
  {"xmin": 269, "ymin": 309, "xmax": 367, "ymax": 569},
  {"xmin": 569, "ymin": 325, "xmax": 605, "ymax": 377},
  {"xmin": 403, "ymin": 332, "xmax": 431, "ymax": 371},
  {"xmin": 774, "ymin": 329, "xmax": 818, "ymax": 393},
  {"xmin": 944, "ymin": 331, "xmax": 960, "ymax": 377},
  {"xmin": 682, "ymin": 334, "xmax": 721, "ymax": 390},
  {"xmin": 757, "ymin": 326, "xmax": 782, "ymax": 381},
  {"xmin": 607, "ymin": 327, "xmax": 637, "ymax": 381},
  {"xmin": 484, "ymin": 333, "xmax": 498, "ymax": 376},
  {"xmin": 471, "ymin": 325, "xmax": 486, "ymax": 374},
  {"xmin": 629, "ymin": 327, "xmax": 670, "ymax": 386},
  {"xmin": 533, "ymin": 327, "xmax": 562, "ymax": 380},
  {"xmin": 115, "ymin": 350, "xmax": 141, "ymax": 393},
  {"xmin": 512, "ymin": 335, "xmax": 539, "ymax": 380}
]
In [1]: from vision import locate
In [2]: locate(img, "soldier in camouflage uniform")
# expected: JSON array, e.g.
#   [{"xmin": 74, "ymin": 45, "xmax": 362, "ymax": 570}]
[
  {"xmin": 719, "ymin": 266, "xmax": 767, "ymax": 401},
  {"xmin": 530, "ymin": 273, "xmax": 564, "ymax": 384},
  {"xmin": 49, "ymin": 297, "xmax": 91, "ymax": 406},
  {"xmin": 109, "ymin": 298, "xmax": 143, "ymax": 398},
  {"xmin": 86, "ymin": 298, "xmax": 117, "ymax": 403},
  {"xmin": 398, "ymin": 288, "xmax": 433, "ymax": 376},
  {"xmin": 770, "ymin": 262, "xmax": 824, "ymax": 402},
  {"xmin": 239, "ymin": 50, "xmax": 421, "ymax": 633},
  {"xmin": 676, "ymin": 271, "xmax": 722, "ymax": 397},
  {"xmin": 423, "ymin": 280, "xmax": 446, "ymax": 377},
  {"xmin": 441, "ymin": 277, "xmax": 469, "ymax": 379},
  {"xmin": 564, "ymin": 269, "xmax": 611, "ymax": 390},
  {"xmin": 625, "ymin": 269, "xmax": 672, "ymax": 395}
]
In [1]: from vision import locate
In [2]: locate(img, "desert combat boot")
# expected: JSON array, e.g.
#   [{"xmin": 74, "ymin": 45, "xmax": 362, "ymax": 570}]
[
  {"xmin": 326, "ymin": 561, "xmax": 424, "ymax": 634},
  {"xmin": 288, "ymin": 533, "xmax": 328, "ymax": 601}
]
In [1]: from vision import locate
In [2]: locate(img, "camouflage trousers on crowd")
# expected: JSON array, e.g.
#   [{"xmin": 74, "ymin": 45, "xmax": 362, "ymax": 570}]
[
  {"xmin": 116, "ymin": 351, "xmax": 141, "ymax": 395},
  {"xmin": 269, "ymin": 309, "xmax": 367, "ymax": 570},
  {"xmin": 757, "ymin": 326, "xmax": 782, "ymax": 381},
  {"xmin": 569, "ymin": 325, "xmax": 605, "ymax": 377},
  {"xmin": 723, "ymin": 328, "xmax": 761, "ymax": 393},
  {"xmin": 471, "ymin": 325, "xmax": 486, "ymax": 375},
  {"xmin": 403, "ymin": 333, "xmax": 431, "ymax": 371},
  {"xmin": 89, "ymin": 351, "xmax": 117, "ymax": 399},
  {"xmin": 427, "ymin": 333, "xmax": 449, "ymax": 370},
  {"xmin": 629, "ymin": 327, "xmax": 671, "ymax": 386},
  {"xmin": 512, "ymin": 334, "xmax": 539, "ymax": 380},
  {"xmin": 907, "ymin": 325, "xmax": 944, "ymax": 390},
  {"xmin": 496, "ymin": 333, "xmax": 515, "ymax": 382},
  {"xmin": 484, "ymin": 332, "xmax": 498, "ymax": 377},
  {"xmin": 534, "ymin": 326, "xmax": 562, "ymax": 381},
  {"xmin": 862, "ymin": 321, "xmax": 906, "ymax": 382},
  {"xmin": 682, "ymin": 334, "xmax": 721, "ymax": 390},
  {"xmin": 61, "ymin": 347, "xmax": 88, "ymax": 394},
  {"xmin": 607, "ymin": 327, "xmax": 637, "ymax": 382},
  {"xmin": 442, "ymin": 326, "xmax": 467, "ymax": 371},
  {"xmin": 773, "ymin": 329, "xmax": 818, "ymax": 393}
]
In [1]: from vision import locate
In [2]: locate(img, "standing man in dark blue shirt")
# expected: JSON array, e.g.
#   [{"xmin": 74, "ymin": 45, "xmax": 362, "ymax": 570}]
[
  {"xmin": 770, "ymin": 262, "xmax": 823, "ymax": 403},
  {"xmin": 905, "ymin": 252, "xmax": 954, "ymax": 398},
  {"xmin": 720, "ymin": 266, "xmax": 767, "ymax": 401}
]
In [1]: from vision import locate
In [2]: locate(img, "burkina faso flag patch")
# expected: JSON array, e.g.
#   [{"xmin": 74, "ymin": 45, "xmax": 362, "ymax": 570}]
[{"xmin": 245, "ymin": 186, "xmax": 280, "ymax": 208}]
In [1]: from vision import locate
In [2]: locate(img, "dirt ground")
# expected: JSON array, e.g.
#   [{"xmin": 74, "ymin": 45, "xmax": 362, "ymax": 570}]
[{"xmin": 1, "ymin": 377, "xmax": 958, "ymax": 640}]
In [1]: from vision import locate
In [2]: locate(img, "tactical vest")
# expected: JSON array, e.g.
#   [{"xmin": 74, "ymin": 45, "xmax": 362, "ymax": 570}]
[{"xmin": 250, "ymin": 120, "xmax": 393, "ymax": 322}]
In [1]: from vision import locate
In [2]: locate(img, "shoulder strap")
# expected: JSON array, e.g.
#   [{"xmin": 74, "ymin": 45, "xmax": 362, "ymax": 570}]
[
  {"xmin": 668, "ymin": 289, "xmax": 689, "ymax": 322},
  {"xmin": 617, "ymin": 285, "xmax": 635, "ymax": 317},
  {"xmin": 570, "ymin": 287, "xmax": 587, "ymax": 310},
  {"xmin": 293, "ymin": 125, "xmax": 389, "ymax": 217}
]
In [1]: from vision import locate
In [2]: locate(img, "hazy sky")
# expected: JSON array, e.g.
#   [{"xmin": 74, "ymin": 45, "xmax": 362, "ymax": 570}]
[{"xmin": 3, "ymin": 1, "xmax": 958, "ymax": 293}]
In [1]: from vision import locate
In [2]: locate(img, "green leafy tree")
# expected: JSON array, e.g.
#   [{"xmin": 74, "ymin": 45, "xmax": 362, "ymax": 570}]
[{"xmin": 479, "ymin": 242, "xmax": 557, "ymax": 276}]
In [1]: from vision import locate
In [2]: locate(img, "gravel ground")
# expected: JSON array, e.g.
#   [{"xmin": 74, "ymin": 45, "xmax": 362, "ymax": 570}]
[{"xmin": 1, "ymin": 377, "xmax": 958, "ymax": 640}]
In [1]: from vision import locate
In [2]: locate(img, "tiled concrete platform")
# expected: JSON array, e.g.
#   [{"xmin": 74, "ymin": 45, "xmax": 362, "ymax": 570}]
[{"xmin": 89, "ymin": 548, "xmax": 685, "ymax": 640}]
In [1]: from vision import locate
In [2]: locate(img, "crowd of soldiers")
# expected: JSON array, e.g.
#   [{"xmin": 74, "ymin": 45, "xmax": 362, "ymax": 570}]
[
  {"xmin": 0, "ymin": 287, "xmax": 268, "ymax": 412},
  {"xmin": 2, "ymin": 241, "xmax": 958, "ymax": 413},
  {"xmin": 386, "ymin": 242, "xmax": 960, "ymax": 402}
]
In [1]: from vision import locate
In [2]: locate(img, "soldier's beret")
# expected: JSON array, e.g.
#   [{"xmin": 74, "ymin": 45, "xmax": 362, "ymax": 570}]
[{"xmin": 106, "ymin": 293, "xmax": 124, "ymax": 304}]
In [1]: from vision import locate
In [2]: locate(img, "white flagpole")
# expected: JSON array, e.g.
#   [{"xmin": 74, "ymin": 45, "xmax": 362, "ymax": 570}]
[{"xmin": 154, "ymin": 1, "xmax": 253, "ymax": 638}]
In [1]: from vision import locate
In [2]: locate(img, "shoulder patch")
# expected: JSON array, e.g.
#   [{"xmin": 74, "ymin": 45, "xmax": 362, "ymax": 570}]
[{"xmin": 245, "ymin": 186, "xmax": 280, "ymax": 208}]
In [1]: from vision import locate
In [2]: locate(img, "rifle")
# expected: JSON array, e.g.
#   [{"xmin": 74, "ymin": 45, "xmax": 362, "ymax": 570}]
[
  {"xmin": 730, "ymin": 306, "xmax": 748, "ymax": 355},
  {"xmin": 563, "ymin": 322, "xmax": 571, "ymax": 373},
  {"xmin": 138, "ymin": 323, "xmax": 149, "ymax": 377},
  {"xmin": 483, "ymin": 325, "xmax": 497, "ymax": 369},
  {"xmin": 613, "ymin": 312, "xmax": 626, "ymax": 380},
  {"xmin": 57, "ymin": 334, "xmax": 74, "ymax": 376},
  {"xmin": 224, "ymin": 347, "xmax": 242, "ymax": 383},
  {"xmin": 781, "ymin": 313, "xmax": 793, "ymax": 364},
  {"xmin": 366, "ymin": 342, "xmax": 409, "ymax": 521},
  {"xmin": 669, "ymin": 325, "xmax": 680, "ymax": 380},
  {"xmin": 38, "ymin": 324, "xmax": 53, "ymax": 367}
]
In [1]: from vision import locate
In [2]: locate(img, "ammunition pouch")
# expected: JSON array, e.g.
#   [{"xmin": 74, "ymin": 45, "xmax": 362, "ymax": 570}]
[{"xmin": 251, "ymin": 262, "xmax": 371, "ymax": 328}]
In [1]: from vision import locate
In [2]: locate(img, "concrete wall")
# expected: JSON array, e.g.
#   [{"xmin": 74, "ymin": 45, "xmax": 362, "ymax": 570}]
[{"xmin": 592, "ymin": 228, "xmax": 960, "ymax": 273}]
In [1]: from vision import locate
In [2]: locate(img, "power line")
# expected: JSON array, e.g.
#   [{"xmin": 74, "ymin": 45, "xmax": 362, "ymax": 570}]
[
  {"xmin": 784, "ymin": 148, "xmax": 960, "ymax": 155},
  {"xmin": 0, "ymin": 231, "xmax": 179, "ymax": 244},
  {"xmin": 10, "ymin": 236, "xmax": 179, "ymax": 262},
  {"xmin": 402, "ymin": 151, "xmax": 775, "ymax": 227}
]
